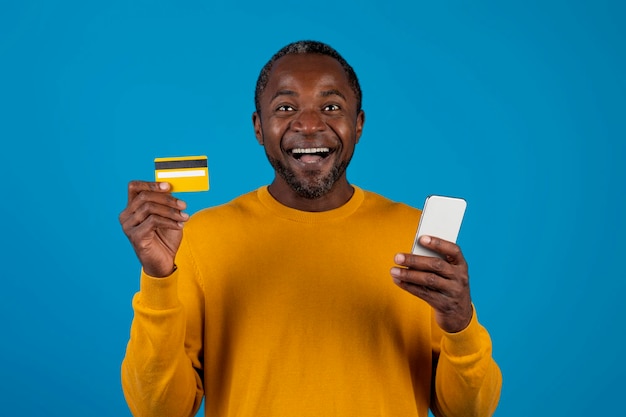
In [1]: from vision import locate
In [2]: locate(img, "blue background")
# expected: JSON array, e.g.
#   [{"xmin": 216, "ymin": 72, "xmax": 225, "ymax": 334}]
[{"xmin": 1, "ymin": 1, "xmax": 624, "ymax": 416}]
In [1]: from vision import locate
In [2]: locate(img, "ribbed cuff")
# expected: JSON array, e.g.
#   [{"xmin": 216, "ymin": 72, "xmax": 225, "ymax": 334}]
[
  {"xmin": 138, "ymin": 268, "xmax": 180, "ymax": 310},
  {"xmin": 441, "ymin": 306, "xmax": 486, "ymax": 357}
]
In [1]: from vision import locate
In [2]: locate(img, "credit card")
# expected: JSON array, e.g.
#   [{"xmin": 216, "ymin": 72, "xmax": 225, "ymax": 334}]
[{"xmin": 154, "ymin": 155, "xmax": 209, "ymax": 192}]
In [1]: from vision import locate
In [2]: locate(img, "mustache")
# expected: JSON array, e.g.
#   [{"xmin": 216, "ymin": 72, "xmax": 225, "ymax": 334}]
[
  {"xmin": 284, "ymin": 131, "xmax": 330, "ymax": 141},
  {"xmin": 282, "ymin": 132, "xmax": 336, "ymax": 148}
]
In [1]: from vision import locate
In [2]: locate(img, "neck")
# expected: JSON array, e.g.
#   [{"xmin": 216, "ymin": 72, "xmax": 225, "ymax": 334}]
[{"xmin": 267, "ymin": 178, "xmax": 354, "ymax": 212}]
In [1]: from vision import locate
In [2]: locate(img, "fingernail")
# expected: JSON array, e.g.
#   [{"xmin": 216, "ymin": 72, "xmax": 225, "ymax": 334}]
[
  {"xmin": 420, "ymin": 235, "xmax": 431, "ymax": 245},
  {"xmin": 394, "ymin": 253, "xmax": 405, "ymax": 264},
  {"xmin": 181, "ymin": 212, "xmax": 189, "ymax": 220},
  {"xmin": 159, "ymin": 182, "xmax": 169, "ymax": 190},
  {"xmin": 177, "ymin": 199, "xmax": 186, "ymax": 209},
  {"xmin": 390, "ymin": 267, "xmax": 401, "ymax": 277}
]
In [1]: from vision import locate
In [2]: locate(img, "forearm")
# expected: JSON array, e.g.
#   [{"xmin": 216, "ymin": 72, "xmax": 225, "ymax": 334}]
[
  {"xmin": 431, "ymin": 310, "xmax": 502, "ymax": 417},
  {"xmin": 121, "ymin": 272, "xmax": 203, "ymax": 417}
]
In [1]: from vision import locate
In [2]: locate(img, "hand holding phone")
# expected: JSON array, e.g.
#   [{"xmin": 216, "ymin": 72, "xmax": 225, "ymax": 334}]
[{"xmin": 412, "ymin": 195, "xmax": 467, "ymax": 258}]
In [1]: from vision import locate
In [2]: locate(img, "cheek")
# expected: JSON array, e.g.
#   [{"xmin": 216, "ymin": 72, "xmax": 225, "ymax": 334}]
[
  {"xmin": 267, "ymin": 126, "xmax": 284, "ymax": 144},
  {"xmin": 332, "ymin": 122, "xmax": 358, "ymax": 147},
  {"xmin": 262, "ymin": 120, "xmax": 288, "ymax": 148}
]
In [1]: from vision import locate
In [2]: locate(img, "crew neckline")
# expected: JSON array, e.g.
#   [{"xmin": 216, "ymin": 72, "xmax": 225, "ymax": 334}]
[{"xmin": 256, "ymin": 185, "xmax": 365, "ymax": 223}]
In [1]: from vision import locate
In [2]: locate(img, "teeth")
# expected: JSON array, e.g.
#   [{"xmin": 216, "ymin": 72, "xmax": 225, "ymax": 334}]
[{"xmin": 291, "ymin": 147, "xmax": 330, "ymax": 154}]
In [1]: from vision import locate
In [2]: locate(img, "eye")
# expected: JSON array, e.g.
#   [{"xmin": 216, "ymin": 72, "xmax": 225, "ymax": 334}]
[
  {"xmin": 276, "ymin": 105, "xmax": 296, "ymax": 112},
  {"xmin": 323, "ymin": 104, "xmax": 341, "ymax": 111}
]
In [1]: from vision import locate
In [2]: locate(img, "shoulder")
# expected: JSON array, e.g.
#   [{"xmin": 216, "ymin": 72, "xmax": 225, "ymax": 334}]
[
  {"xmin": 360, "ymin": 188, "xmax": 421, "ymax": 217},
  {"xmin": 184, "ymin": 189, "xmax": 261, "ymax": 230},
  {"xmin": 352, "ymin": 187, "xmax": 422, "ymax": 233},
  {"xmin": 353, "ymin": 187, "xmax": 422, "ymax": 249}
]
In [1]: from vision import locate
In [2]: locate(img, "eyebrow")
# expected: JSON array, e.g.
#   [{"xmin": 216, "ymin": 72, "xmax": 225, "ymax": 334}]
[
  {"xmin": 270, "ymin": 89, "xmax": 347, "ymax": 102},
  {"xmin": 270, "ymin": 90, "xmax": 297, "ymax": 102},
  {"xmin": 320, "ymin": 89, "xmax": 346, "ymax": 101}
]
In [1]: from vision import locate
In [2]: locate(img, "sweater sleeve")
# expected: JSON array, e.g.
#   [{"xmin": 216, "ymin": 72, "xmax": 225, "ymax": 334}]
[
  {"xmin": 430, "ymin": 307, "xmax": 502, "ymax": 417},
  {"xmin": 121, "ymin": 235, "xmax": 205, "ymax": 417}
]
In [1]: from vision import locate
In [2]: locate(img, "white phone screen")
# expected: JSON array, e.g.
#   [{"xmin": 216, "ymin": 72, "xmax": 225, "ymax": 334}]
[{"xmin": 412, "ymin": 195, "xmax": 467, "ymax": 258}]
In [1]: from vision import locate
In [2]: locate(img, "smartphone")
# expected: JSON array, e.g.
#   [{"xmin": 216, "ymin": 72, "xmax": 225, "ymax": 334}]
[{"xmin": 411, "ymin": 195, "xmax": 467, "ymax": 258}]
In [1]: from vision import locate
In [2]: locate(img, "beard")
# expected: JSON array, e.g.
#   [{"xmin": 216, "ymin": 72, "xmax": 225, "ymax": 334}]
[{"xmin": 265, "ymin": 151, "xmax": 351, "ymax": 200}]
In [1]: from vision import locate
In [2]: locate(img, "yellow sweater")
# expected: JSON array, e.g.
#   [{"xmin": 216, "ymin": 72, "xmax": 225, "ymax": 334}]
[{"xmin": 122, "ymin": 186, "xmax": 501, "ymax": 417}]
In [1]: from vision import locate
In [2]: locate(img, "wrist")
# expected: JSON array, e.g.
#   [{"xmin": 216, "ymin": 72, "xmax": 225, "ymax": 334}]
[
  {"xmin": 139, "ymin": 267, "xmax": 180, "ymax": 310},
  {"xmin": 144, "ymin": 263, "xmax": 177, "ymax": 278}
]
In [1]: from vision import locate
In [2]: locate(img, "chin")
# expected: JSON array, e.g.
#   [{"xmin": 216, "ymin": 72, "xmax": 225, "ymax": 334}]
[{"xmin": 267, "ymin": 154, "xmax": 348, "ymax": 200}]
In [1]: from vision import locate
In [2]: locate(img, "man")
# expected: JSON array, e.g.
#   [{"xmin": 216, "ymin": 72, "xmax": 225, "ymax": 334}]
[{"xmin": 119, "ymin": 40, "xmax": 502, "ymax": 417}]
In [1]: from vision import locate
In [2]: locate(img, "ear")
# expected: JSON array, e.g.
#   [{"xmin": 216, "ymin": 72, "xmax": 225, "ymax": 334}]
[
  {"xmin": 355, "ymin": 110, "xmax": 365, "ymax": 144},
  {"xmin": 252, "ymin": 112, "xmax": 264, "ymax": 145}
]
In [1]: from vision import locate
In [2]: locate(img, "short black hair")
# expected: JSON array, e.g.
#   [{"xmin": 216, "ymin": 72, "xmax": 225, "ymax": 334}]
[{"xmin": 254, "ymin": 40, "xmax": 362, "ymax": 114}]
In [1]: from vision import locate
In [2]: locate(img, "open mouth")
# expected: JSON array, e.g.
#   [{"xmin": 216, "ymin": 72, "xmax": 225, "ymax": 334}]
[{"xmin": 290, "ymin": 147, "xmax": 332, "ymax": 164}]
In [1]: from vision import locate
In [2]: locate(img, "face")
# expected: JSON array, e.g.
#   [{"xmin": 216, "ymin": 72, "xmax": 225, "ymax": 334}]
[{"xmin": 253, "ymin": 53, "xmax": 364, "ymax": 202}]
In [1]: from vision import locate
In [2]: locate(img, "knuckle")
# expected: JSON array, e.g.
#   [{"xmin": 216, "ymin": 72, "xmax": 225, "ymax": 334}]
[
  {"xmin": 431, "ymin": 258, "xmax": 445, "ymax": 272},
  {"xmin": 144, "ymin": 213, "xmax": 161, "ymax": 227},
  {"xmin": 170, "ymin": 206, "xmax": 183, "ymax": 218},
  {"xmin": 129, "ymin": 180, "xmax": 149, "ymax": 193},
  {"xmin": 137, "ymin": 190, "xmax": 150, "ymax": 202},
  {"xmin": 418, "ymin": 285, "xmax": 432, "ymax": 299},
  {"xmin": 136, "ymin": 201, "xmax": 153, "ymax": 216},
  {"xmin": 426, "ymin": 272, "xmax": 437, "ymax": 287},
  {"xmin": 454, "ymin": 267, "xmax": 469, "ymax": 285},
  {"xmin": 439, "ymin": 302, "xmax": 456, "ymax": 315},
  {"xmin": 459, "ymin": 272, "xmax": 469, "ymax": 287},
  {"xmin": 121, "ymin": 225, "xmax": 131, "ymax": 238},
  {"xmin": 169, "ymin": 196, "xmax": 182, "ymax": 207}
]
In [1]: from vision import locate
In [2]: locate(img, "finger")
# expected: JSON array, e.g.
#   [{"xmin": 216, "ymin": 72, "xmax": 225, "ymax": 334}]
[
  {"xmin": 393, "ymin": 278, "xmax": 451, "ymax": 311},
  {"xmin": 121, "ymin": 187, "xmax": 187, "ymax": 225},
  {"xmin": 127, "ymin": 180, "xmax": 170, "ymax": 205},
  {"xmin": 127, "ymin": 191, "xmax": 187, "ymax": 213},
  {"xmin": 394, "ymin": 252, "xmax": 457, "ymax": 280},
  {"xmin": 121, "ymin": 200, "xmax": 188, "ymax": 233},
  {"xmin": 394, "ymin": 277, "xmax": 472, "ymax": 332},
  {"xmin": 390, "ymin": 266, "xmax": 455, "ymax": 295},
  {"xmin": 128, "ymin": 213, "xmax": 185, "ymax": 244},
  {"xmin": 418, "ymin": 235, "xmax": 467, "ymax": 266},
  {"xmin": 390, "ymin": 266, "xmax": 470, "ymax": 314}
]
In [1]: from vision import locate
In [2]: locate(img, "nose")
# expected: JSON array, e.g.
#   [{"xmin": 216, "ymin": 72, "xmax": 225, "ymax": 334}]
[{"xmin": 290, "ymin": 108, "xmax": 325, "ymax": 134}]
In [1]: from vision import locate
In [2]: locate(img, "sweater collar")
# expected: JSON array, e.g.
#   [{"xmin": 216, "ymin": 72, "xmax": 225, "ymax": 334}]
[{"xmin": 256, "ymin": 185, "xmax": 365, "ymax": 223}]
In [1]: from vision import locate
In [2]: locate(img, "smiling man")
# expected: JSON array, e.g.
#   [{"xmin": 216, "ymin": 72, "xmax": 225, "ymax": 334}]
[
  {"xmin": 252, "ymin": 51, "xmax": 364, "ymax": 209},
  {"xmin": 120, "ymin": 40, "xmax": 502, "ymax": 417}
]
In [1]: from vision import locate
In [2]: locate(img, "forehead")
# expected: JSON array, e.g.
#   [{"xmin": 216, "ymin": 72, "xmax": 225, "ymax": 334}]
[{"xmin": 264, "ymin": 53, "xmax": 351, "ymax": 95}]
